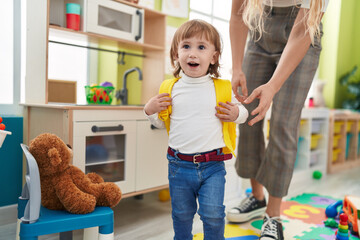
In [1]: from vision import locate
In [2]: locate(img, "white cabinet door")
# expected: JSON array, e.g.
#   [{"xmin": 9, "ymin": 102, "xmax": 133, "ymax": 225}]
[
  {"xmin": 73, "ymin": 120, "xmax": 137, "ymax": 194},
  {"xmin": 135, "ymin": 121, "xmax": 169, "ymax": 191}
]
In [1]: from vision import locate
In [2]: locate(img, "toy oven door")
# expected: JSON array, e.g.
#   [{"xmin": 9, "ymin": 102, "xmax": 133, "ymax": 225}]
[{"xmin": 72, "ymin": 120, "xmax": 136, "ymax": 194}]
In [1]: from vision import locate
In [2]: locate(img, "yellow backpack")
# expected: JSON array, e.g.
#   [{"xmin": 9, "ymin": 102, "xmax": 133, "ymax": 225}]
[{"xmin": 158, "ymin": 78, "xmax": 236, "ymax": 156}]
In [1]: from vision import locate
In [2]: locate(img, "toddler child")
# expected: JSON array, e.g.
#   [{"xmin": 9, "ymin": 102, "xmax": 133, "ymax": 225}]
[{"xmin": 144, "ymin": 19, "xmax": 248, "ymax": 240}]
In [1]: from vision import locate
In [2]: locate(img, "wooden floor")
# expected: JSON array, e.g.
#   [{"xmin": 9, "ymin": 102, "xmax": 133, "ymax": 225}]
[{"xmin": 1, "ymin": 166, "xmax": 360, "ymax": 240}]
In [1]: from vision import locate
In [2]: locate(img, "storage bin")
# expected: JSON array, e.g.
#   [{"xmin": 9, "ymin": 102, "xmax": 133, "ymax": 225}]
[
  {"xmin": 332, "ymin": 148, "xmax": 341, "ymax": 162},
  {"xmin": 310, "ymin": 151, "xmax": 320, "ymax": 166},
  {"xmin": 334, "ymin": 121, "xmax": 344, "ymax": 134},
  {"xmin": 310, "ymin": 134, "xmax": 322, "ymax": 150},
  {"xmin": 346, "ymin": 121, "xmax": 354, "ymax": 132},
  {"xmin": 346, "ymin": 133, "xmax": 353, "ymax": 159},
  {"xmin": 311, "ymin": 119, "xmax": 323, "ymax": 134},
  {"xmin": 333, "ymin": 134, "xmax": 341, "ymax": 148}
]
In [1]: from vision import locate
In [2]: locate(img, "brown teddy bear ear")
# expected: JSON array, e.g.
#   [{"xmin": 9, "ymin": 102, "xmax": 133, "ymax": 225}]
[{"xmin": 48, "ymin": 147, "xmax": 62, "ymax": 166}]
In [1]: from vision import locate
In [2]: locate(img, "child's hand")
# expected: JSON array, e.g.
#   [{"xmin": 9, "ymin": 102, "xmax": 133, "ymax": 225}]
[
  {"xmin": 144, "ymin": 93, "xmax": 172, "ymax": 115},
  {"xmin": 215, "ymin": 102, "xmax": 239, "ymax": 122}
]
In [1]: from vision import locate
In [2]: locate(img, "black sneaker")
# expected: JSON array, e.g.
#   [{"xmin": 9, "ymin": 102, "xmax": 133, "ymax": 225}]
[
  {"xmin": 259, "ymin": 214, "xmax": 284, "ymax": 240},
  {"xmin": 226, "ymin": 194, "xmax": 266, "ymax": 222}
]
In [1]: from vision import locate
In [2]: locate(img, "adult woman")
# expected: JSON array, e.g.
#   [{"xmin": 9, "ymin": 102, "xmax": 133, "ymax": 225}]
[{"xmin": 227, "ymin": 0, "xmax": 329, "ymax": 239}]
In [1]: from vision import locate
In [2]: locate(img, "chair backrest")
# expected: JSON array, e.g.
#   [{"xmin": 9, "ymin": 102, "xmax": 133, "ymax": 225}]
[{"xmin": 20, "ymin": 144, "xmax": 41, "ymax": 223}]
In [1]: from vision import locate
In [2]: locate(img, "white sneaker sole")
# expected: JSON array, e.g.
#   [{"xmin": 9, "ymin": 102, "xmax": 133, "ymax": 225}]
[{"xmin": 226, "ymin": 207, "xmax": 266, "ymax": 223}]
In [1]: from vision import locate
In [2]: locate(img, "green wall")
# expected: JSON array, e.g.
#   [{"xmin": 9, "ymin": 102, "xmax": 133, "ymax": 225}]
[
  {"xmin": 319, "ymin": 0, "xmax": 360, "ymax": 108},
  {"xmin": 96, "ymin": 0, "xmax": 188, "ymax": 105}
]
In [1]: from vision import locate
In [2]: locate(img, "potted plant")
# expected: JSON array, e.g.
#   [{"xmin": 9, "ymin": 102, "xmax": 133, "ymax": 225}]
[{"xmin": 339, "ymin": 66, "xmax": 360, "ymax": 110}]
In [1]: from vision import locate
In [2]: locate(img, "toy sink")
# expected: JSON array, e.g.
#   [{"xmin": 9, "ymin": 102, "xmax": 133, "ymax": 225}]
[{"xmin": 0, "ymin": 130, "xmax": 12, "ymax": 148}]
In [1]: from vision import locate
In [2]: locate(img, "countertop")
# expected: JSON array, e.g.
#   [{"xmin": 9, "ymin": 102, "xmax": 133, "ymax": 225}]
[{"xmin": 22, "ymin": 103, "xmax": 145, "ymax": 110}]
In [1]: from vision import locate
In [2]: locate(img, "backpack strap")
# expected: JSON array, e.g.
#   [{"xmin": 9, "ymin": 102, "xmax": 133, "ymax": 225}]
[
  {"xmin": 213, "ymin": 78, "xmax": 236, "ymax": 156},
  {"xmin": 158, "ymin": 78, "xmax": 180, "ymax": 134}
]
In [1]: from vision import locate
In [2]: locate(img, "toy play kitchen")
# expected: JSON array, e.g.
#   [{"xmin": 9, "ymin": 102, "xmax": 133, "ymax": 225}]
[{"xmin": 24, "ymin": 0, "xmax": 167, "ymax": 199}]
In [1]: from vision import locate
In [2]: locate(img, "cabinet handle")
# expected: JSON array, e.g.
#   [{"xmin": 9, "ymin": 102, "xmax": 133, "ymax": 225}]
[
  {"xmin": 135, "ymin": 10, "xmax": 142, "ymax": 41},
  {"xmin": 91, "ymin": 125, "xmax": 124, "ymax": 133}
]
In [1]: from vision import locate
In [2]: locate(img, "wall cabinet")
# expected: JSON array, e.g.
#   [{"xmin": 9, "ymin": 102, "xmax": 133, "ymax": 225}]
[
  {"xmin": 327, "ymin": 110, "xmax": 360, "ymax": 173},
  {"xmin": 24, "ymin": 105, "xmax": 169, "ymax": 197},
  {"xmin": 264, "ymin": 108, "xmax": 330, "ymax": 189}
]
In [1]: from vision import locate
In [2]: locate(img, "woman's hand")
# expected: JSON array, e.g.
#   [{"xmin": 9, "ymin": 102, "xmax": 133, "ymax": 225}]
[
  {"xmin": 244, "ymin": 83, "xmax": 277, "ymax": 126},
  {"xmin": 215, "ymin": 102, "xmax": 239, "ymax": 122},
  {"xmin": 231, "ymin": 70, "xmax": 248, "ymax": 103},
  {"xmin": 144, "ymin": 93, "xmax": 172, "ymax": 115}
]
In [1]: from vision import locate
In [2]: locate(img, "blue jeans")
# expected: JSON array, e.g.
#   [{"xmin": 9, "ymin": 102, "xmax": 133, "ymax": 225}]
[{"xmin": 167, "ymin": 151, "xmax": 226, "ymax": 240}]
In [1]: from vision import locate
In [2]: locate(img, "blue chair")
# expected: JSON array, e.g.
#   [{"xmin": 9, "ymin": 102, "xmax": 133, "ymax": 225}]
[{"xmin": 17, "ymin": 144, "xmax": 115, "ymax": 240}]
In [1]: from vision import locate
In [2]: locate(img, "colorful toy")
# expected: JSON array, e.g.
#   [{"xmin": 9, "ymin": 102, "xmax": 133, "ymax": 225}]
[
  {"xmin": 0, "ymin": 116, "xmax": 5, "ymax": 130},
  {"xmin": 312, "ymin": 170, "xmax": 322, "ymax": 179},
  {"xmin": 335, "ymin": 213, "xmax": 350, "ymax": 240},
  {"xmin": 28, "ymin": 133, "xmax": 122, "ymax": 214},
  {"xmin": 324, "ymin": 218, "xmax": 338, "ymax": 228},
  {"xmin": 245, "ymin": 187, "xmax": 252, "ymax": 197},
  {"xmin": 326, "ymin": 200, "xmax": 343, "ymax": 218},
  {"xmin": 85, "ymin": 85, "xmax": 114, "ymax": 105},
  {"xmin": 100, "ymin": 81, "xmax": 114, "ymax": 87},
  {"xmin": 158, "ymin": 189, "xmax": 170, "ymax": 202},
  {"xmin": 343, "ymin": 195, "xmax": 360, "ymax": 236}
]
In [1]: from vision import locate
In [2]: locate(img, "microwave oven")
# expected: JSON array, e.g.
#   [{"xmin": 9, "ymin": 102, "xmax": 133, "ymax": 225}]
[{"xmin": 86, "ymin": 0, "xmax": 144, "ymax": 43}]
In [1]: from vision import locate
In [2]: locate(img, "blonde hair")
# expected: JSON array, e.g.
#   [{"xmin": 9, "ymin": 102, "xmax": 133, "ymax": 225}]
[
  {"xmin": 242, "ymin": 0, "xmax": 323, "ymax": 44},
  {"xmin": 170, "ymin": 19, "xmax": 222, "ymax": 78}
]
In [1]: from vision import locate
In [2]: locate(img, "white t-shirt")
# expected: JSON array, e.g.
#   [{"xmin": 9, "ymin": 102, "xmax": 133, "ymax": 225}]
[
  {"xmin": 146, "ymin": 73, "xmax": 248, "ymax": 154},
  {"xmin": 263, "ymin": 0, "xmax": 329, "ymax": 12}
]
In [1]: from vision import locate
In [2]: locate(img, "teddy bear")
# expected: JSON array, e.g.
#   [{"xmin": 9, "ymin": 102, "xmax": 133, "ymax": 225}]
[{"xmin": 29, "ymin": 133, "xmax": 122, "ymax": 214}]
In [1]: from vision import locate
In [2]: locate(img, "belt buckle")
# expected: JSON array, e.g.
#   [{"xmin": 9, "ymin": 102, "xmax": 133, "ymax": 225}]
[{"xmin": 193, "ymin": 154, "xmax": 201, "ymax": 164}]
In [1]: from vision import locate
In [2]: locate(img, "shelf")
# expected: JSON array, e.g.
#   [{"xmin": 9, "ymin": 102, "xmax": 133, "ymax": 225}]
[
  {"xmin": 327, "ymin": 110, "xmax": 360, "ymax": 173},
  {"xmin": 86, "ymin": 158, "xmax": 125, "ymax": 167},
  {"xmin": 49, "ymin": 25, "xmax": 165, "ymax": 52},
  {"xmin": 264, "ymin": 108, "xmax": 330, "ymax": 188}
]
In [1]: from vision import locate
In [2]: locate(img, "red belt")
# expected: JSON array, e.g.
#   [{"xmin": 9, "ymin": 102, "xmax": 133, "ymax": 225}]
[{"xmin": 168, "ymin": 147, "xmax": 233, "ymax": 163}]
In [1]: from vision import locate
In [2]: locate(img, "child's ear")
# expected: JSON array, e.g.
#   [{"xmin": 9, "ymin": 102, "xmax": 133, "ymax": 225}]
[{"xmin": 211, "ymin": 51, "xmax": 219, "ymax": 65}]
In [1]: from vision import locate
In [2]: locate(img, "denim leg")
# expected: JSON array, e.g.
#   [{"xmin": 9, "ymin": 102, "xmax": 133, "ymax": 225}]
[
  {"xmin": 168, "ymin": 154, "xmax": 198, "ymax": 240},
  {"xmin": 197, "ymin": 162, "xmax": 226, "ymax": 240}
]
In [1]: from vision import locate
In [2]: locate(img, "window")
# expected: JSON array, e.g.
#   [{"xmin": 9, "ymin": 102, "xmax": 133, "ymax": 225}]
[
  {"xmin": 0, "ymin": 0, "xmax": 14, "ymax": 105},
  {"xmin": 0, "ymin": 0, "xmax": 24, "ymax": 115},
  {"xmin": 189, "ymin": 0, "xmax": 232, "ymax": 80}
]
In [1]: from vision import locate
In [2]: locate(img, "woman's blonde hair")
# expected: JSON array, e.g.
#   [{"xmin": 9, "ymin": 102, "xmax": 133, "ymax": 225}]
[
  {"xmin": 242, "ymin": 0, "xmax": 323, "ymax": 44},
  {"xmin": 170, "ymin": 19, "xmax": 222, "ymax": 78}
]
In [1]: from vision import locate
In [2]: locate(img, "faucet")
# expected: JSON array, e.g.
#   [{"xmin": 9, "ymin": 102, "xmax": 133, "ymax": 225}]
[{"xmin": 116, "ymin": 67, "xmax": 143, "ymax": 105}]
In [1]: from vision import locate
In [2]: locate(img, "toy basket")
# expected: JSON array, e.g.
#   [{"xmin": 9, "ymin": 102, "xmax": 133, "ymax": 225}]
[{"xmin": 85, "ymin": 86, "xmax": 114, "ymax": 105}]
